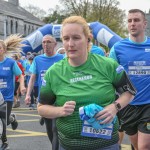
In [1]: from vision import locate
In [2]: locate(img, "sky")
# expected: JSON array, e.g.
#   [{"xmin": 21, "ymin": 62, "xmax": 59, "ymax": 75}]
[
  {"xmin": 19, "ymin": 0, "xmax": 59, "ymax": 13},
  {"xmin": 118, "ymin": 0, "xmax": 150, "ymax": 13},
  {"xmin": 5, "ymin": 0, "xmax": 150, "ymax": 14},
  {"xmin": 17, "ymin": 0, "xmax": 150, "ymax": 14}
]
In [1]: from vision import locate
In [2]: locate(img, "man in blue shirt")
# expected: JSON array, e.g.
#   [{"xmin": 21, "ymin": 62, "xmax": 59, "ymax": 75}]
[
  {"xmin": 109, "ymin": 9, "xmax": 150, "ymax": 150},
  {"xmin": 25, "ymin": 34, "xmax": 63, "ymax": 150}
]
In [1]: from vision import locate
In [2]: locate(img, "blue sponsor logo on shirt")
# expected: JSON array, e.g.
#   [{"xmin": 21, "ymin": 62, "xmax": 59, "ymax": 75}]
[
  {"xmin": 42, "ymin": 79, "xmax": 46, "ymax": 86},
  {"xmin": 3, "ymin": 67, "xmax": 10, "ymax": 70},
  {"xmin": 145, "ymin": 49, "xmax": 150, "ymax": 52},
  {"xmin": 116, "ymin": 65, "xmax": 124, "ymax": 74}
]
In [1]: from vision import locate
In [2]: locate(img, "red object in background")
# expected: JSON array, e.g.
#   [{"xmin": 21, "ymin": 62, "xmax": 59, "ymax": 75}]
[{"xmin": 15, "ymin": 62, "xmax": 25, "ymax": 82}]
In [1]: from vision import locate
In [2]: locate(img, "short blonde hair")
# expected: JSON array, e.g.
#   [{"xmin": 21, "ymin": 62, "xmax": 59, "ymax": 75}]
[{"xmin": 62, "ymin": 16, "xmax": 91, "ymax": 51}]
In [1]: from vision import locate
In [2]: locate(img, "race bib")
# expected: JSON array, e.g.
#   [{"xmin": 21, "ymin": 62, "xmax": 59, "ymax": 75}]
[
  {"xmin": 81, "ymin": 121, "xmax": 113, "ymax": 139},
  {"xmin": 0, "ymin": 79, "xmax": 7, "ymax": 89},
  {"xmin": 128, "ymin": 61, "xmax": 150, "ymax": 76}
]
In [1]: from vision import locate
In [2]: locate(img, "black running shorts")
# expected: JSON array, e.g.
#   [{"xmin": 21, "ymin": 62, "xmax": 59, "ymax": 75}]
[{"xmin": 119, "ymin": 104, "xmax": 150, "ymax": 135}]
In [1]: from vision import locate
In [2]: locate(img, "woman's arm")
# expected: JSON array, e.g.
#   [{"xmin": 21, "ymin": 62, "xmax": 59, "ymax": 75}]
[{"xmin": 37, "ymin": 101, "xmax": 76, "ymax": 119}]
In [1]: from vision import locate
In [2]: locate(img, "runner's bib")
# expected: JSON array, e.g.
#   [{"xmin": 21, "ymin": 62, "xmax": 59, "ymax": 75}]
[
  {"xmin": 128, "ymin": 61, "xmax": 150, "ymax": 76},
  {"xmin": 81, "ymin": 121, "xmax": 113, "ymax": 139}
]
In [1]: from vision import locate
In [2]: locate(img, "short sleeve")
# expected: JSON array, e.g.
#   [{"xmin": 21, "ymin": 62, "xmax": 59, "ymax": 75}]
[{"xmin": 39, "ymin": 70, "xmax": 56, "ymax": 105}]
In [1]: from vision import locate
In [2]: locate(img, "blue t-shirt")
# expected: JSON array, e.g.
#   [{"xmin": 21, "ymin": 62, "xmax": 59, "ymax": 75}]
[
  {"xmin": 90, "ymin": 45, "xmax": 105, "ymax": 56},
  {"xmin": 109, "ymin": 37, "xmax": 150, "ymax": 105},
  {"xmin": 0, "ymin": 57, "xmax": 22, "ymax": 101},
  {"xmin": 29, "ymin": 53, "xmax": 64, "ymax": 98},
  {"xmin": 19, "ymin": 59, "xmax": 26, "ymax": 69},
  {"xmin": 26, "ymin": 63, "xmax": 38, "ymax": 86}
]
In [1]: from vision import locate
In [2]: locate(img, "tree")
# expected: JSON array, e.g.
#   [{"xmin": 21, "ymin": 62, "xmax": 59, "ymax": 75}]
[
  {"xmin": 88, "ymin": 0, "xmax": 127, "ymax": 37},
  {"xmin": 58, "ymin": 0, "xmax": 127, "ymax": 37},
  {"xmin": 59, "ymin": 0, "xmax": 91, "ymax": 18},
  {"xmin": 43, "ymin": 5, "xmax": 67, "ymax": 24},
  {"xmin": 24, "ymin": 4, "xmax": 46, "ymax": 20}
]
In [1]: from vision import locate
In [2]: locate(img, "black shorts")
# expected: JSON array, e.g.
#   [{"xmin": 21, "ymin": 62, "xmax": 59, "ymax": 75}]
[
  {"xmin": 33, "ymin": 86, "xmax": 38, "ymax": 98},
  {"xmin": 117, "ymin": 111, "xmax": 124, "ymax": 132},
  {"xmin": 119, "ymin": 104, "xmax": 150, "ymax": 135},
  {"xmin": 14, "ymin": 82, "xmax": 20, "ymax": 96}
]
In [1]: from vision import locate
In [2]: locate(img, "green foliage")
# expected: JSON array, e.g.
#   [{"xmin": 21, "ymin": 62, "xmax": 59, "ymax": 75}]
[
  {"xmin": 41, "ymin": 1, "xmax": 128, "ymax": 54},
  {"xmin": 46, "ymin": 0, "xmax": 127, "ymax": 37},
  {"xmin": 43, "ymin": 10, "xmax": 66, "ymax": 24},
  {"xmin": 23, "ymin": 0, "xmax": 128, "ymax": 37}
]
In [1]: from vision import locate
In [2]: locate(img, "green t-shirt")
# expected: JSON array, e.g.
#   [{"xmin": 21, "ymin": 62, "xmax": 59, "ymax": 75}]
[{"xmin": 40, "ymin": 53, "xmax": 124, "ymax": 150}]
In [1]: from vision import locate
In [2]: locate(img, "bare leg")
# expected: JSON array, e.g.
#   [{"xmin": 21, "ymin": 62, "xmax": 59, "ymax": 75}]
[
  {"xmin": 129, "ymin": 133, "xmax": 138, "ymax": 150},
  {"xmin": 138, "ymin": 131, "xmax": 150, "ymax": 150}
]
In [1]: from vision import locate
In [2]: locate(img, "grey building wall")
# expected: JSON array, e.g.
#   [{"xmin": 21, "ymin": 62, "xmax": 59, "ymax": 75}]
[{"xmin": 0, "ymin": 0, "xmax": 45, "ymax": 39}]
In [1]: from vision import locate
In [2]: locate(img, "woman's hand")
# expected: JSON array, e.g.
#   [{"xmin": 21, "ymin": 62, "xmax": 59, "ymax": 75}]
[
  {"xmin": 61, "ymin": 101, "xmax": 76, "ymax": 117},
  {"xmin": 95, "ymin": 103, "xmax": 117, "ymax": 124}
]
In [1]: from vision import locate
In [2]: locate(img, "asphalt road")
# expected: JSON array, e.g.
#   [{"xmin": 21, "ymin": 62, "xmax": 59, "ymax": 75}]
[
  {"xmin": 7, "ymin": 98, "xmax": 51, "ymax": 150},
  {"xmin": 5, "ymin": 96, "xmax": 132, "ymax": 150}
]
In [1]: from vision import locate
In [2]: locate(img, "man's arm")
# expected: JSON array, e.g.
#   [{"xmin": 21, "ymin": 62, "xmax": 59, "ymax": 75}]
[
  {"xmin": 25, "ymin": 74, "xmax": 36, "ymax": 105},
  {"xmin": 19, "ymin": 74, "xmax": 26, "ymax": 95}
]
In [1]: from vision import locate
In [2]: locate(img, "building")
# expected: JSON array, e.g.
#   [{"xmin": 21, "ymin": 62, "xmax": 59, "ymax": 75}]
[{"xmin": 0, "ymin": 0, "xmax": 45, "ymax": 39}]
